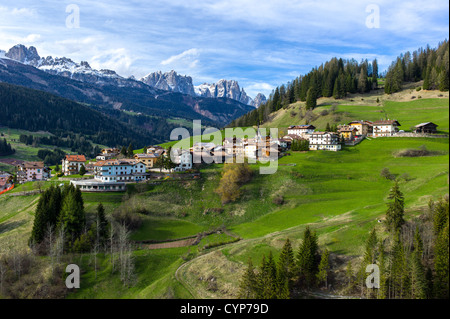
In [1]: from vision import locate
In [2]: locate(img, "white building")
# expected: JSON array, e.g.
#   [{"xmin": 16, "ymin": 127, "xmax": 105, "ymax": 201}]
[
  {"xmin": 93, "ymin": 159, "xmax": 147, "ymax": 182},
  {"xmin": 308, "ymin": 132, "xmax": 341, "ymax": 151},
  {"xmin": 173, "ymin": 149, "xmax": 193, "ymax": 172},
  {"xmin": 61, "ymin": 155, "xmax": 86, "ymax": 176},
  {"xmin": 287, "ymin": 125, "xmax": 316, "ymax": 137},
  {"xmin": 371, "ymin": 120, "xmax": 401, "ymax": 137}
]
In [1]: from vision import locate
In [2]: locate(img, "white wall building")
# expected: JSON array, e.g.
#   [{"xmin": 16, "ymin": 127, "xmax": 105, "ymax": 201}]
[
  {"xmin": 287, "ymin": 125, "xmax": 316, "ymax": 137},
  {"xmin": 308, "ymin": 132, "xmax": 341, "ymax": 151},
  {"xmin": 93, "ymin": 159, "xmax": 146, "ymax": 182},
  {"xmin": 172, "ymin": 149, "xmax": 193, "ymax": 171},
  {"xmin": 372, "ymin": 120, "xmax": 401, "ymax": 137}
]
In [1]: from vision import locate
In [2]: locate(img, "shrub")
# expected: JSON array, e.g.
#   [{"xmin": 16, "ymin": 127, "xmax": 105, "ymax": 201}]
[
  {"xmin": 272, "ymin": 194, "xmax": 284, "ymax": 205},
  {"xmin": 112, "ymin": 209, "xmax": 143, "ymax": 231},
  {"xmin": 380, "ymin": 167, "xmax": 395, "ymax": 180},
  {"xmin": 320, "ymin": 109, "xmax": 329, "ymax": 116},
  {"xmin": 416, "ymin": 87, "xmax": 422, "ymax": 91},
  {"xmin": 395, "ymin": 145, "xmax": 434, "ymax": 157}
]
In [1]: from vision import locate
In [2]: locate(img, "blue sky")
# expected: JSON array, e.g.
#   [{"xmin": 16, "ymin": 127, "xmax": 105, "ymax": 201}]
[{"xmin": 0, "ymin": 0, "xmax": 448, "ymax": 97}]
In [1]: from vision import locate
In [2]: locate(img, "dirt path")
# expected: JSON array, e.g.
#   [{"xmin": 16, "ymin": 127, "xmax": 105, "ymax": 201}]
[{"xmin": 141, "ymin": 237, "xmax": 198, "ymax": 250}]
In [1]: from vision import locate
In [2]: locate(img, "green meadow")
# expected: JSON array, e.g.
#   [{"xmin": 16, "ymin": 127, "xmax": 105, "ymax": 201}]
[
  {"xmin": 0, "ymin": 94, "xmax": 448, "ymax": 299},
  {"xmin": 262, "ymin": 96, "xmax": 449, "ymax": 134}
]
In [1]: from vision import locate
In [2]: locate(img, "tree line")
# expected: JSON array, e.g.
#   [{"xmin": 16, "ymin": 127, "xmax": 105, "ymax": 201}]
[
  {"xmin": 347, "ymin": 183, "xmax": 448, "ymax": 299},
  {"xmin": 229, "ymin": 56, "xmax": 379, "ymax": 127},
  {"xmin": 19, "ymin": 134, "xmax": 102, "ymax": 160},
  {"xmin": 238, "ymin": 227, "xmax": 329, "ymax": 299},
  {"xmin": 0, "ymin": 82, "xmax": 152, "ymax": 149},
  {"xmin": 238, "ymin": 181, "xmax": 448, "ymax": 299},
  {"xmin": 384, "ymin": 40, "xmax": 449, "ymax": 94},
  {"xmin": 27, "ymin": 184, "xmax": 137, "ymax": 288},
  {"xmin": 0, "ymin": 138, "xmax": 15, "ymax": 156}
]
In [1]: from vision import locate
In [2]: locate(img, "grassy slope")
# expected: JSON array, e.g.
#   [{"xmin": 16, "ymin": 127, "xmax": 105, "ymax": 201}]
[
  {"xmin": 261, "ymin": 87, "xmax": 449, "ymax": 134},
  {"xmin": 1, "ymin": 88, "xmax": 448, "ymax": 299}
]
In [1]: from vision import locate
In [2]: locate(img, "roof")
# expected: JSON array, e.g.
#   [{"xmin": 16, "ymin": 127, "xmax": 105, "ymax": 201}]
[
  {"xmin": 348, "ymin": 120, "xmax": 372, "ymax": 125},
  {"xmin": 415, "ymin": 122, "xmax": 438, "ymax": 128},
  {"xmin": 283, "ymin": 134, "xmax": 304, "ymax": 140},
  {"xmin": 134, "ymin": 153, "xmax": 159, "ymax": 159},
  {"xmin": 338, "ymin": 125, "xmax": 358, "ymax": 132},
  {"xmin": 94, "ymin": 159, "xmax": 141, "ymax": 167},
  {"xmin": 372, "ymin": 120, "xmax": 400, "ymax": 126},
  {"xmin": 288, "ymin": 125, "xmax": 316, "ymax": 129},
  {"xmin": 64, "ymin": 155, "xmax": 86, "ymax": 162},
  {"xmin": 20, "ymin": 161, "xmax": 45, "ymax": 169},
  {"xmin": 310, "ymin": 131, "xmax": 337, "ymax": 136}
]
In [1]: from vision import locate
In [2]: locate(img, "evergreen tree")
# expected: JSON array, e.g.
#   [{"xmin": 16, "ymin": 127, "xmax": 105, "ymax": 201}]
[
  {"xmin": 372, "ymin": 59, "xmax": 378, "ymax": 89},
  {"xmin": 433, "ymin": 224, "xmax": 449, "ymax": 299},
  {"xmin": 390, "ymin": 232, "xmax": 407, "ymax": 298},
  {"xmin": 385, "ymin": 181, "xmax": 405, "ymax": 233},
  {"xmin": 127, "ymin": 143, "xmax": 134, "ymax": 158},
  {"xmin": 410, "ymin": 228, "xmax": 427, "ymax": 299},
  {"xmin": 238, "ymin": 258, "xmax": 259, "ymax": 299},
  {"xmin": 257, "ymin": 254, "xmax": 278, "ymax": 299},
  {"xmin": 306, "ymin": 88, "xmax": 317, "ymax": 110},
  {"xmin": 433, "ymin": 197, "xmax": 449, "ymax": 235},
  {"xmin": 96, "ymin": 203, "xmax": 109, "ymax": 244},
  {"xmin": 377, "ymin": 241, "xmax": 388, "ymax": 299},
  {"xmin": 316, "ymin": 249, "xmax": 330, "ymax": 289},
  {"xmin": 57, "ymin": 186, "xmax": 85, "ymax": 242},
  {"xmin": 297, "ymin": 226, "xmax": 320, "ymax": 288},
  {"xmin": 345, "ymin": 261, "xmax": 355, "ymax": 292},
  {"xmin": 277, "ymin": 238, "xmax": 296, "ymax": 285},
  {"xmin": 79, "ymin": 164, "xmax": 86, "ymax": 176}
]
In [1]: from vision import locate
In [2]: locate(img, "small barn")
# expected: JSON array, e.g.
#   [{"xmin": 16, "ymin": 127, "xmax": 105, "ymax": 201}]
[{"xmin": 414, "ymin": 122, "xmax": 438, "ymax": 134}]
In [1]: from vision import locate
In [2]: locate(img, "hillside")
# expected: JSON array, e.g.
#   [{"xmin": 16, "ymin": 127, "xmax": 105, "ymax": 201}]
[
  {"xmin": 0, "ymin": 82, "xmax": 156, "ymax": 148},
  {"xmin": 1, "ymin": 135, "xmax": 448, "ymax": 298},
  {"xmin": 260, "ymin": 85, "xmax": 449, "ymax": 134}
]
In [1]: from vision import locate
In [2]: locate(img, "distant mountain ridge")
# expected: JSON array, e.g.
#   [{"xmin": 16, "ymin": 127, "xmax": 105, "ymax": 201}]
[
  {"xmin": 3, "ymin": 44, "xmax": 266, "ymax": 107},
  {"xmin": 0, "ymin": 44, "xmax": 255, "ymax": 128},
  {"xmin": 141, "ymin": 71, "xmax": 266, "ymax": 107}
]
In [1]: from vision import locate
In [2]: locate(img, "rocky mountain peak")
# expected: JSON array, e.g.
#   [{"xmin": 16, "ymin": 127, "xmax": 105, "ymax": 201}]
[
  {"xmin": 6, "ymin": 44, "xmax": 40, "ymax": 64},
  {"xmin": 140, "ymin": 70, "xmax": 196, "ymax": 96}
]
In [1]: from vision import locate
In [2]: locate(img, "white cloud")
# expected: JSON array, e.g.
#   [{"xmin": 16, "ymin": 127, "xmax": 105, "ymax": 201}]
[{"xmin": 161, "ymin": 48, "xmax": 200, "ymax": 66}]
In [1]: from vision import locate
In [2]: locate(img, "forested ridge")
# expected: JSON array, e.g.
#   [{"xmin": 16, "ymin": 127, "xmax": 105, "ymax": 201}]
[
  {"xmin": 229, "ymin": 40, "xmax": 449, "ymax": 128},
  {"xmin": 0, "ymin": 82, "xmax": 160, "ymax": 148}
]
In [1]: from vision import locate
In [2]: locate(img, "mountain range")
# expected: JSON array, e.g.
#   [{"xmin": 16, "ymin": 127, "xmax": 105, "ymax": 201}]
[
  {"xmin": 0, "ymin": 45, "xmax": 259, "ymax": 138},
  {"xmin": 1, "ymin": 44, "xmax": 266, "ymax": 107}
]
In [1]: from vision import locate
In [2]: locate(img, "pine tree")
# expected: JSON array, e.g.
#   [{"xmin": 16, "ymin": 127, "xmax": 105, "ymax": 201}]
[
  {"xmin": 96, "ymin": 203, "xmax": 109, "ymax": 244},
  {"xmin": 29, "ymin": 190, "xmax": 51, "ymax": 245},
  {"xmin": 345, "ymin": 261, "xmax": 355, "ymax": 292},
  {"xmin": 238, "ymin": 258, "xmax": 259, "ymax": 299},
  {"xmin": 410, "ymin": 228, "xmax": 427, "ymax": 299},
  {"xmin": 390, "ymin": 232, "xmax": 407, "ymax": 298},
  {"xmin": 306, "ymin": 88, "xmax": 317, "ymax": 110},
  {"xmin": 372, "ymin": 59, "xmax": 378, "ymax": 89},
  {"xmin": 127, "ymin": 143, "xmax": 134, "ymax": 158},
  {"xmin": 433, "ymin": 197, "xmax": 449, "ymax": 235},
  {"xmin": 433, "ymin": 224, "xmax": 449, "ymax": 299},
  {"xmin": 257, "ymin": 254, "xmax": 277, "ymax": 299},
  {"xmin": 297, "ymin": 226, "xmax": 319, "ymax": 288},
  {"xmin": 439, "ymin": 70, "xmax": 449, "ymax": 91},
  {"xmin": 57, "ymin": 186, "xmax": 85, "ymax": 243},
  {"xmin": 277, "ymin": 238, "xmax": 295, "ymax": 283},
  {"xmin": 385, "ymin": 181, "xmax": 405, "ymax": 233},
  {"xmin": 79, "ymin": 164, "xmax": 86, "ymax": 176},
  {"xmin": 377, "ymin": 241, "xmax": 388, "ymax": 299},
  {"xmin": 316, "ymin": 249, "xmax": 330, "ymax": 289}
]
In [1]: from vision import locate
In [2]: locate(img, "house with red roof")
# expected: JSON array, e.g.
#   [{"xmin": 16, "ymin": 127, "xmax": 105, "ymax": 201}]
[{"xmin": 61, "ymin": 154, "xmax": 87, "ymax": 176}]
